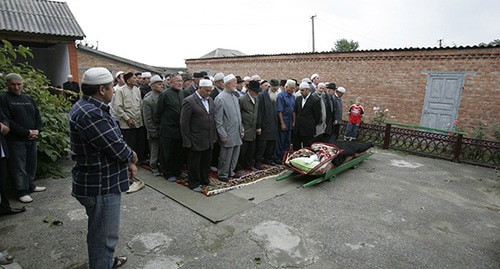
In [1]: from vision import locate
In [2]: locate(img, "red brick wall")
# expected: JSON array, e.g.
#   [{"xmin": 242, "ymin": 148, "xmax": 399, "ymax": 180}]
[
  {"xmin": 186, "ymin": 47, "xmax": 500, "ymax": 139},
  {"xmin": 76, "ymin": 49, "xmax": 147, "ymax": 83},
  {"xmin": 67, "ymin": 42, "xmax": 79, "ymax": 81}
]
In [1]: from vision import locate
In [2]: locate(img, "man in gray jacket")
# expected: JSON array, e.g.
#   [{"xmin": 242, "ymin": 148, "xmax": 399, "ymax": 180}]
[
  {"xmin": 214, "ymin": 74, "xmax": 244, "ymax": 181},
  {"xmin": 142, "ymin": 75, "xmax": 163, "ymax": 176}
]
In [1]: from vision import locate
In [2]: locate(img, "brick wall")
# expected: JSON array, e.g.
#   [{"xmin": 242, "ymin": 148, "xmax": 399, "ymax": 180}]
[
  {"xmin": 186, "ymin": 47, "xmax": 500, "ymax": 140},
  {"xmin": 76, "ymin": 49, "xmax": 149, "ymax": 82}
]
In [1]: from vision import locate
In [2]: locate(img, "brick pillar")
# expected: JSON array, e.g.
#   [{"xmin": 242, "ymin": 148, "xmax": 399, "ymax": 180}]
[{"xmin": 67, "ymin": 42, "xmax": 79, "ymax": 81}]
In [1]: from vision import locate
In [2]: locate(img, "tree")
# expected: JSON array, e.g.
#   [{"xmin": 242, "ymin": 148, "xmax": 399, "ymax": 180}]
[
  {"xmin": 478, "ymin": 39, "xmax": 500, "ymax": 47},
  {"xmin": 0, "ymin": 39, "xmax": 71, "ymax": 178},
  {"xmin": 332, "ymin": 39, "xmax": 359, "ymax": 52}
]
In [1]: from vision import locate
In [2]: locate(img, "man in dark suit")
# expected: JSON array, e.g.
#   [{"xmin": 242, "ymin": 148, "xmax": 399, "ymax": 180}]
[
  {"xmin": 180, "ymin": 79, "xmax": 217, "ymax": 192},
  {"xmin": 293, "ymin": 82, "xmax": 322, "ymax": 150},
  {"xmin": 255, "ymin": 80, "xmax": 279, "ymax": 168},
  {"xmin": 238, "ymin": 80, "xmax": 260, "ymax": 170}
]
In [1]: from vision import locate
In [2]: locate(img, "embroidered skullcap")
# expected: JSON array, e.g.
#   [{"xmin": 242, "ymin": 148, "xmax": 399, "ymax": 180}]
[
  {"xmin": 82, "ymin": 67, "xmax": 113, "ymax": 85},
  {"xmin": 141, "ymin": 72, "xmax": 152, "ymax": 78}
]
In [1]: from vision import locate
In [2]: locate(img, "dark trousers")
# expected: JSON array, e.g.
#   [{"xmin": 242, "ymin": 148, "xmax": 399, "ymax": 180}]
[
  {"xmin": 238, "ymin": 140, "xmax": 256, "ymax": 169},
  {"xmin": 159, "ymin": 137, "xmax": 184, "ymax": 177},
  {"xmin": 275, "ymin": 129, "xmax": 292, "ymax": 161},
  {"xmin": 187, "ymin": 148, "xmax": 212, "ymax": 189},
  {"xmin": 7, "ymin": 141, "xmax": 37, "ymax": 197},
  {"xmin": 0, "ymin": 157, "xmax": 10, "ymax": 210},
  {"xmin": 211, "ymin": 142, "xmax": 220, "ymax": 167},
  {"xmin": 332, "ymin": 124, "xmax": 341, "ymax": 141},
  {"xmin": 293, "ymin": 135, "xmax": 314, "ymax": 150},
  {"xmin": 121, "ymin": 127, "xmax": 147, "ymax": 162},
  {"xmin": 255, "ymin": 139, "xmax": 276, "ymax": 163}
]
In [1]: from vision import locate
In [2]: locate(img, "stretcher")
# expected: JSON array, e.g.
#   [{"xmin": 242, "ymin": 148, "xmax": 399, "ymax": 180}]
[{"xmin": 276, "ymin": 152, "xmax": 374, "ymax": 187}]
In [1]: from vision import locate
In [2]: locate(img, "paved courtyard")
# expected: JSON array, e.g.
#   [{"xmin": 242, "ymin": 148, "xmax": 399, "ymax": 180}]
[{"xmin": 0, "ymin": 148, "xmax": 498, "ymax": 269}]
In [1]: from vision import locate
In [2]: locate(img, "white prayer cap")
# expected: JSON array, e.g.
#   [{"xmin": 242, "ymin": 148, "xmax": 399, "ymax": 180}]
[
  {"xmin": 299, "ymin": 82, "xmax": 310, "ymax": 89},
  {"xmin": 82, "ymin": 67, "xmax": 113, "ymax": 85},
  {"xmin": 310, "ymin": 73, "xmax": 319, "ymax": 80},
  {"xmin": 243, "ymin": 76, "xmax": 251, "ymax": 81},
  {"xmin": 115, "ymin": 71, "xmax": 125, "ymax": 78},
  {"xmin": 67, "ymin": 74, "xmax": 73, "ymax": 79},
  {"xmin": 141, "ymin": 72, "xmax": 152, "ymax": 78},
  {"xmin": 336, "ymin": 87, "xmax": 346, "ymax": 93},
  {"xmin": 149, "ymin": 75, "xmax": 163, "ymax": 86},
  {"xmin": 223, "ymin": 74, "xmax": 236, "ymax": 84},
  {"xmin": 285, "ymin": 80, "xmax": 296, "ymax": 87},
  {"xmin": 199, "ymin": 79, "xmax": 213, "ymax": 87},
  {"xmin": 213, "ymin": 72, "xmax": 225, "ymax": 82},
  {"xmin": 250, "ymin": 74, "xmax": 261, "ymax": 81},
  {"xmin": 301, "ymin": 78, "xmax": 312, "ymax": 83}
]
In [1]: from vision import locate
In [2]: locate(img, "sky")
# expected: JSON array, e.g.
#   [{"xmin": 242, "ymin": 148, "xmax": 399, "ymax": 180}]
[{"xmin": 64, "ymin": 0, "xmax": 500, "ymax": 68}]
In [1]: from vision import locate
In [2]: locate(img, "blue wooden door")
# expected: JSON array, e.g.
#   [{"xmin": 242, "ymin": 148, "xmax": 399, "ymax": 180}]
[{"xmin": 421, "ymin": 72, "xmax": 464, "ymax": 130}]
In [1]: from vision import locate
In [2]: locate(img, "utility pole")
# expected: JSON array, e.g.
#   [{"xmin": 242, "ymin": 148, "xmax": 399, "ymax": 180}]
[
  {"xmin": 311, "ymin": 15, "xmax": 317, "ymax": 52},
  {"xmin": 438, "ymin": 39, "xmax": 443, "ymax": 48}
]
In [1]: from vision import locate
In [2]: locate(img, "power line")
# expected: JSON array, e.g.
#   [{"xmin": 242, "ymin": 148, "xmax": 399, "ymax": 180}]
[{"xmin": 311, "ymin": 15, "xmax": 317, "ymax": 52}]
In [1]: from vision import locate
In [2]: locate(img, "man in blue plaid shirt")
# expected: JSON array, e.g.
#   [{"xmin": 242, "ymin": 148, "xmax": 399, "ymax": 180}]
[{"xmin": 69, "ymin": 67, "xmax": 137, "ymax": 269}]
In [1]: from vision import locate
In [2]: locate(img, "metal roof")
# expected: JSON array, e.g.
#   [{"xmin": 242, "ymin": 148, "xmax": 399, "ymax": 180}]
[
  {"xmin": 200, "ymin": 48, "xmax": 246, "ymax": 58},
  {"xmin": 0, "ymin": 0, "xmax": 85, "ymax": 38}
]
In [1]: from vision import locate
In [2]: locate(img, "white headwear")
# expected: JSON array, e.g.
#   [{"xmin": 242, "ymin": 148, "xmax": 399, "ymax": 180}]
[
  {"xmin": 336, "ymin": 87, "xmax": 346, "ymax": 93},
  {"xmin": 223, "ymin": 74, "xmax": 236, "ymax": 84},
  {"xmin": 115, "ymin": 71, "xmax": 124, "ymax": 79},
  {"xmin": 141, "ymin": 72, "xmax": 152, "ymax": 78},
  {"xmin": 285, "ymin": 80, "xmax": 296, "ymax": 87},
  {"xmin": 82, "ymin": 67, "xmax": 113, "ymax": 85},
  {"xmin": 301, "ymin": 78, "xmax": 312, "ymax": 83},
  {"xmin": 299, "ymin": 82, "xmax": 310, "ymax": 89},
  {"xmin": 199, "ymin": 79, "xmax": 213, "ymax": 87},
  {"xmin": 213, "ymin": 72, "xmax": 225, "ymax": 81},
  {"xmin": 149, "ymin": 75, "xmax": 163, "ymax": 86},
  {"xmin": 243, "ymin": 76, "xmax": 251, "ymax": 81},
  {"xmin": 310, "ymin": 73, "xmax": 319, "ymax": 80},
  {"xmin": 67, "ymin": 74, "xmax": 73, "ymax": 79},
  {"xmin": 250, "ymin": 74, "xmax": 261, "ymax": 81}
]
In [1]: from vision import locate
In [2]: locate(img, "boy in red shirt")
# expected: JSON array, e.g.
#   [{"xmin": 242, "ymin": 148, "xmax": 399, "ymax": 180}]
[{"xmin": 345, "ymin": 97, "xmax": 364, "ymax": 141}]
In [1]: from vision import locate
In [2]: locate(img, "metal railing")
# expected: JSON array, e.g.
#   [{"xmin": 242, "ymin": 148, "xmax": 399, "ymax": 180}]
[{"xmin": 349, "ymin": 121, "xmax": 499, "ymax": 169}]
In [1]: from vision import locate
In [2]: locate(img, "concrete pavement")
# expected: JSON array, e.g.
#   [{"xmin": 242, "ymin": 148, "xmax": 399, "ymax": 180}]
[{"xmin": 0, "ymin": 148, "xmax": 498, "ymax": 269}]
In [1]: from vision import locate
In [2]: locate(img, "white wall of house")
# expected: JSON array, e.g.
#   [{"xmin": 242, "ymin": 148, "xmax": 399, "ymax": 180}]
[{"xmin": 29, "ymin": 43, "xmax": 70, "ymax": 87}]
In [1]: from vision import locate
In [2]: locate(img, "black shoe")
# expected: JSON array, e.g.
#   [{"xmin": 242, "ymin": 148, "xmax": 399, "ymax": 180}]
[
  {"xmin": 274, "ymin": 159, "xmax": 283, "ymax": 165},
  {"xmin": 0, "ymin": 206, "xmax": 26, "ymax": 216},
  {"xmin": 218, "ymin": 177, "xmax": 228, "ymax": 182}
]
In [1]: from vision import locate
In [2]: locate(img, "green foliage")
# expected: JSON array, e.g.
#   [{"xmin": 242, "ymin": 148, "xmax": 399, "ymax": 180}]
[
  {"xmin": 332, "ymin": 39, "xmax": 360, "ymax": 52},
  {"xmin": 471, "ymin": 121, "xmax": 487, "ymax": 140},
  {"xmin": 492, "ymin": 124, "xmax": 500, "ymax": 142},
  {"xmin": 0, "ymin": 39, "xmax": 71, "ymax": 178}
]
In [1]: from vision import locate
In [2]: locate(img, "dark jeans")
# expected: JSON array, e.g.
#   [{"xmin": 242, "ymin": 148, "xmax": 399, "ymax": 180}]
[
  {"xmin": 187, "ymin": 148, "xmax": 212, "ymax": 189},
  {"xmin": 76, "ymin": 193, "xmax": 121, "ymax": 269},
  {"xmin": 7, "ymin": 141, "xmax": 37, "ymax": 197},
  {"xmin": 293, "ymin": 135, "xmax": 314, "ymax": 150}
]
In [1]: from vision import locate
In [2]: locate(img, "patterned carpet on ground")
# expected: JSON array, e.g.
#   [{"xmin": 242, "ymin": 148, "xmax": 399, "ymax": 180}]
[{"xmin": 137, "ymin": 164, "xmax": 301, "ymax": 222}]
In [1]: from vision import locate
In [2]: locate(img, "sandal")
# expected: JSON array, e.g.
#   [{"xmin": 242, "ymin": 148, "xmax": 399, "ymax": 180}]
[{"xmin": 112, "ymin": 255, "xmax": 127, "ymax": 268}]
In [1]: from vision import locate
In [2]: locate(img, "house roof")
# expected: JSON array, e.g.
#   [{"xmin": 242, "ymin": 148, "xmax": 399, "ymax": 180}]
[
  {"xmin": 77, "ymin": 45, "xmax": 186, "ymax": 75},
  {"xmin": 200, "ymin": 48, "xmax": 246, "ymax": 58},
  {"xmin": 0, "ymin": 0, "xmax": 85, "ymax": 39}
]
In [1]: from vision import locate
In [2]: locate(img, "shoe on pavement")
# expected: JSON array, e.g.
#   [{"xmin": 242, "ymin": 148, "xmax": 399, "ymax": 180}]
[
  {"xmin": 192, "ymin": 186, "xmax": 203, "ymax": 192},
  {"xmin": 33, "ymin": 186, "xmax": 47, "ymax": 192},
  {"xmin": 167, "ymin": 176, "xmax": 177, "ymax": 182},
  {"xmin": 0, "ymin": 253, "xmax": 14, "ymax": 265},
  {"xmin": 126, "ymin": 181, "xmax": 145, "ymax": 194},
  {"xmin": 179, "ymin": 172, "xmax": 188, "ymax": 179},
  {"xmin": 0, "ymin": 206, "xmax": 26, "ymax": 216},
  {"xmin": 19, "ymin": 195, "xmax": 33, "ymax": 203},
  {"xmin": 152, "ymin": 169, "xmax": 160, "ymax": 176},
  {"xmin": 210, "ymin": 166, "xmax": 218, "ymax": 172},
  {"xmin": 254, "ymin": 162, "xmax": 263, "ymax": 170}
]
